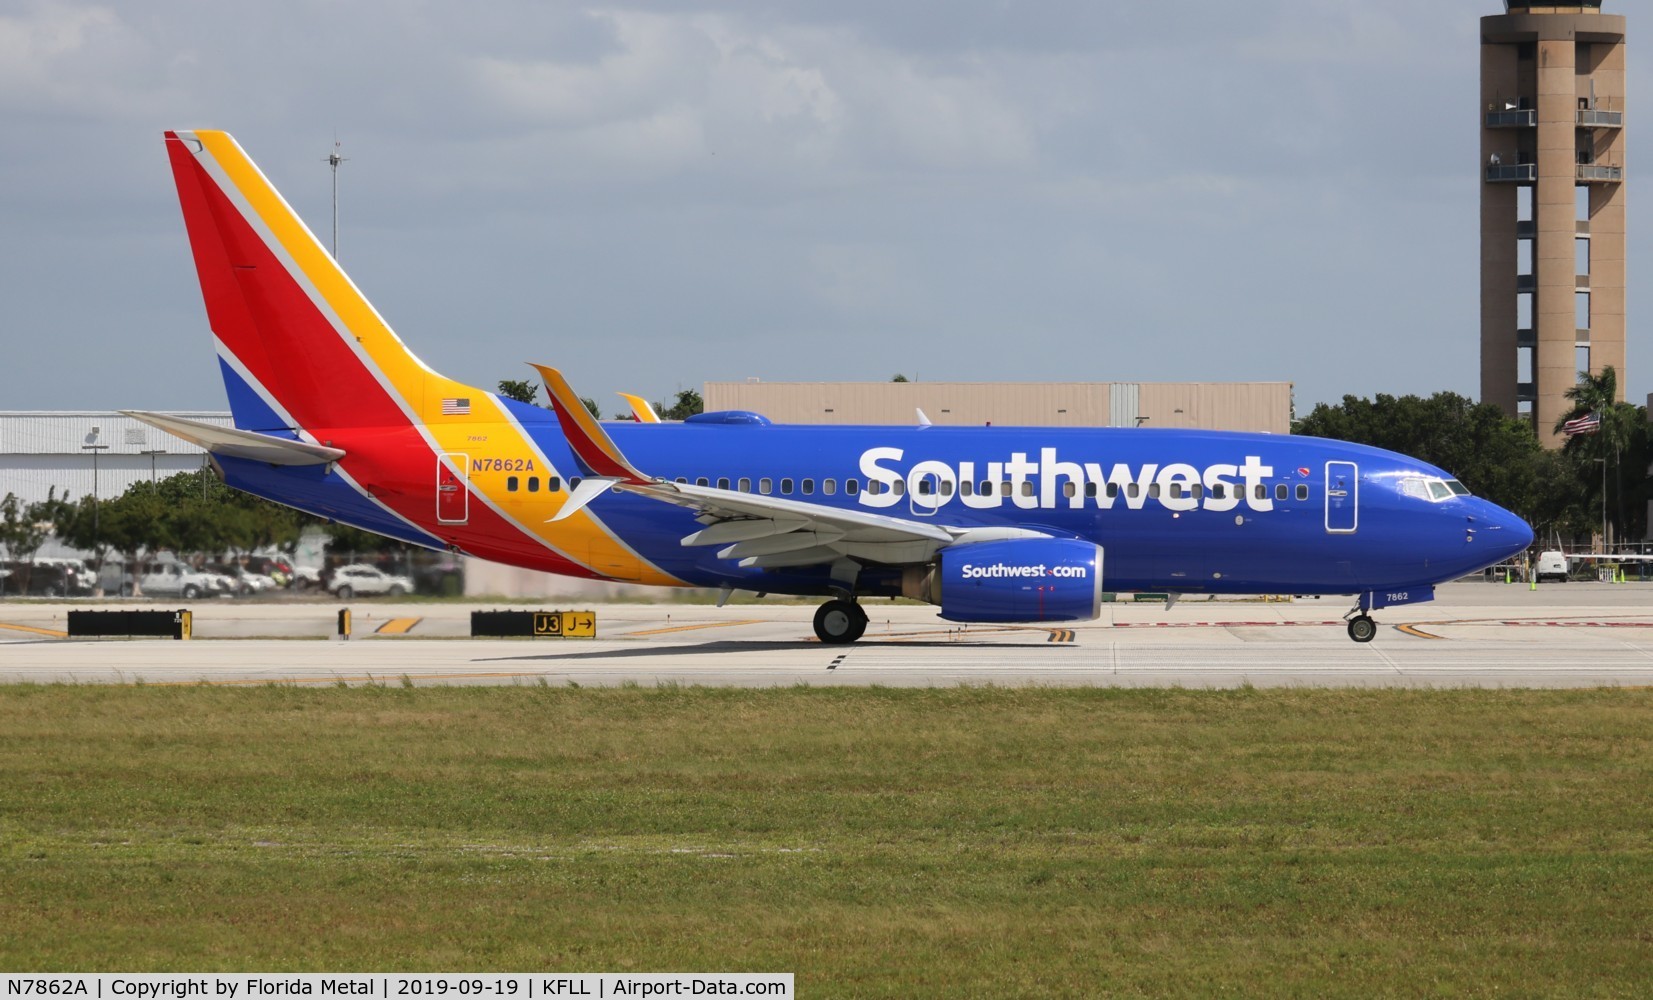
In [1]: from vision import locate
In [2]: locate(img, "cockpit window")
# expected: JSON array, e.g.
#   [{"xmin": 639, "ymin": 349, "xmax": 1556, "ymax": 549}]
[{"xmin": 1403, "ymin": 476, "xmax": 1472, "ymax": 502}]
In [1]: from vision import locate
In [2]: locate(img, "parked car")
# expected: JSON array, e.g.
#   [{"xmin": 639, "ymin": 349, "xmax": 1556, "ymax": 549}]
[
  {"xmin": 209, "ymin": 564, "xmax": 281, "ymax": 595},
  {"xmin": 123, "ymin": 563, "xmax": 230, "ymax": 600},
  {"xmin": 0, "ymin": 560, "xmax": 93, "ymax": 597},
  {"xmin": 329, "ymin": 564, "xmax": 413, "ymax": 599}
]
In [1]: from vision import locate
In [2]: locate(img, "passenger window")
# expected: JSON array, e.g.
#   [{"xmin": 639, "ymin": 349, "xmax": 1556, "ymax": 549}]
[
  {"xmin": 570, "ymin": 476, "xmax": 582, "ymax": 489},
  {"xmin": 1275, "ymin": 484, "xmax": 1287, "ymax": 501},
  {"xmin": 892, "ymin": 480, "xmax": 906, "ymax": 496},
  {"xmin": 979, "ymin": 480, "xmax": 991, "ymax": 496},
  {"xmin": 738, "ymin": 477, "xmax": 751, "ymax": 492},
  {"xmin": 1148, "ymin": 484, "xmax": 1161, "ymax": 499},
  {"xmin": 940, "ymin": 480, "xmax": 954, "ymax": 496},
  {"xmin": 868, "ymin": 481, "xmax": 883, "ymax": 496},
  {"xmin": 696, "ymin": 477, "xmax": 709, "ymax": 487},
  {"xmin": 1254, "ymin": 484, "xmax": 1267, "ymax": 500},
  {"xmin": 802, "ymin": 478, "xmax": 815, "ymax": 495},
  {"xmin": 1168, "ymin": 484, "xmax": 1183, "ymax": 499},
  {"xmin": 917, "ymin": 479, "xmax": 933, "ymax": 496},
  {"xmin": 1191, "ymin": 484, "xmax": 1204, "ymax": 499},
  {"xmin": 527, "ymin": 477, "xmax": 540, "ymax": 493},
  {"xmin": 675, "ymin": 477, "xmax": 687, "ymax": 485},
  {"xmin": 846, "ymin": 480, "xmax": 860, "ymax": 496},
  {"xmin": 1084, "ymin": 482, "xmax": 1097, "ymax": 498},
  {"xmin": 1212, "ymin": 484, "xmax": 1225, "ymax": 499},
  {"xmin": 1296, "ymin": 484, "xmax": 1308, "ymax": 501},
  {"xmin": 961, "ymin": 481, "xmax": 974, "ymax": 497},
  {"xmin": 823, "ymin": 479, "xmax": 836, "ymax": 496},
  {"xmin": 1108, "ymin": 483, "xmax": 1120, "ymax": 499},
  {"xmin": 1063, "ymin": 482, "xmax": 1077, "ymax": 499},
  {"xmin": 718, "ymin": 477, "xmax": 730, "ymax": 490},
  {"xmin": 760, "ymin": 478, "xmax": 773, "ymax": 495},
  {"xmin": 780, "ymin": 478, "xmax": 794, "ymax": 494},
  {"xmin": 1126, "ymin": 483, "xmax": 1138, "ymax": 499},
  {"xmin": 548, "ymin": 476, "xmax": 561, "ymax": 492},
  {"xmin": 1020, "ymin": 482, "xmax": 1034, "ymax": 497},
  {"xmin": 1000, "ymin": 482, "xmax": 1012, "ymax": 497},
  {"xmin": 507, "ymin": 476, "xmax": 519, "ymax": 492}
]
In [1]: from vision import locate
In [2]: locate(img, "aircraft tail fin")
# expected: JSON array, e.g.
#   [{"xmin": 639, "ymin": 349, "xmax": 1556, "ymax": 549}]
[{"xmin": 164, "ymin": 129, "xmax": 476, "ymax": 436}]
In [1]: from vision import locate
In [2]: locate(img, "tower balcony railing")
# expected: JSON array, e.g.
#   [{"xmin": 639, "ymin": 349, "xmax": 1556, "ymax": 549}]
[
  {"xmin": 1486, "ymin": 163, "xmax": 1537, "ymax": 182},
  {"xmin": 1577, "ymin": 110, "xmax": 1623, "ymax": 128},
  {"xmin": 1576, "ymin": 164, "xmax": 1622, "ymax": 182},
  {"xmin": 1486, "ymin": 109, "xmax": 1536, "ymax": 127}
]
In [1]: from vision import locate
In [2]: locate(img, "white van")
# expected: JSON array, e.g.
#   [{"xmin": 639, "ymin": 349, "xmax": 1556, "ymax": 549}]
[{"xmin": 1535, "ymin": 551, "xmax": 1569, "ymax": 583}]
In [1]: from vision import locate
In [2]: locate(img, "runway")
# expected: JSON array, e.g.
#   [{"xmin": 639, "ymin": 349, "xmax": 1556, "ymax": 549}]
[{"xmin": 3, "ymin": 583, "xmax": 1652, "ymax": 688}]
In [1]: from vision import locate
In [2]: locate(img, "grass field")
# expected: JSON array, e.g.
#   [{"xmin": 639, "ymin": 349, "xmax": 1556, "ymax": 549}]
[{"xmin": 1, "ymin": 684, "xmax": 1650, "ymax": 997}]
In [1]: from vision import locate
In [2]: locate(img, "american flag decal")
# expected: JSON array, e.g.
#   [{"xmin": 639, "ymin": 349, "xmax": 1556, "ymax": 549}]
[{"xmin": 441, "ymin": 398, "xmax": 471, "ymax": 415}]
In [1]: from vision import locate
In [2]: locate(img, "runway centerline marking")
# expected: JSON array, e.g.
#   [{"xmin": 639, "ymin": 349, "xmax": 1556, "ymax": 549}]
[
  {"xmin": 624, "ymin": 619, "xmax": 765, "ymax": 637},
  {"xmin": 0, "ymin": 622, "xmax": 67, "ymax": 638}
]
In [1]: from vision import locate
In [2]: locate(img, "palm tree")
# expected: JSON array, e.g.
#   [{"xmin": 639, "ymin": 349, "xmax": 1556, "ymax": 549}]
[{"xmin": 1554, "ymin": 366, "xmax": 1636, "ymax": 546}]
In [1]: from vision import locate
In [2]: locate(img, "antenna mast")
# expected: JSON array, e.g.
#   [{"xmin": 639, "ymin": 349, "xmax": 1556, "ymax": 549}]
[{"xmin": 325, "ymin": 136, "xmax": 347, "ymax": 260}]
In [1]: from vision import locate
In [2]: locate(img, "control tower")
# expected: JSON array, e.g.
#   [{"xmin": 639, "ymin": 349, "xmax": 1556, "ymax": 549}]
[{"xmin": 1481, "ymin": 1, "xmax": 1626, "ymax": 446}]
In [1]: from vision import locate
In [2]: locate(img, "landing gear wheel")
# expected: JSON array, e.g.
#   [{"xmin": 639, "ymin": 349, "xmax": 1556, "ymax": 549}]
[
  {"xmin": 1347, "ymin": 615, "xmax": 1377, "ymax": 643},
  {"xmin": 814, "ymin": 599, "xmax": 868, "ymax": 644}
]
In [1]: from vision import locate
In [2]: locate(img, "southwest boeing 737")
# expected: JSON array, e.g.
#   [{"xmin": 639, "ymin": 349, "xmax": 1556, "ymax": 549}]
[{"xmin": 131, "ymin": 130, "xmax": 1535, "ymax": 644}]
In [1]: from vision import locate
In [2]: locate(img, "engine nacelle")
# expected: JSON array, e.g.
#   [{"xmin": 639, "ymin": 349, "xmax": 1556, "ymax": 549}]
[{"xmin": 903, "ymin": 538, "xmax": 1104, "ymax": 624}]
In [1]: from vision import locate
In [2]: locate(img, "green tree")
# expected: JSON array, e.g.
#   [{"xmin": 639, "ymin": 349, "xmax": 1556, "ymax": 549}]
[
  {"xmin": 656, "ymin": 389, "xmax": 704, "ymax": 421},
  {"xmin": 581, "ymin": 396, "xmax": 603, "ymax": 420},
  {"xmin": 891, "ymin": 373, "xmax": 910, "ymax": 383},
  {"xmin": 98, "ymin": 486, "xmax": 170, "ymax": 594},
  {"xmin": 497, "ymin": 379, "xmax": 538, "ymax": 405},
  {"xmin": 1552, "ymin": 367, "xmax": 1649, "ymax": 545},
  {"xmin": 52, "ymin": 494, "xmax": 114, "ymax": 592},
  {"xmin": 0, "ymin": 492, "xmax": 53, "ymax": 592}
]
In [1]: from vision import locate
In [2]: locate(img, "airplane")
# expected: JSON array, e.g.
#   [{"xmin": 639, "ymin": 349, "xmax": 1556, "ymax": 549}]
[{"xmin": 131, "ymin": 130, "xmax": 1536, "ymax": 644}]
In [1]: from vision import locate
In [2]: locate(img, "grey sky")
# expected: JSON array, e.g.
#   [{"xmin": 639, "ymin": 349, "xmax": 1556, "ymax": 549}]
[{"xmin": 0, "ymin": 1, "xmax": 1644, "ymax": 417}]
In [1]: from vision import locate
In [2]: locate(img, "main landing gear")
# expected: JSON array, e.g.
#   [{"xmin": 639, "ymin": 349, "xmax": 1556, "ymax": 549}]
[{"xmin": 813, "ymin": 599, "xmax": 868, "ymax": 644}]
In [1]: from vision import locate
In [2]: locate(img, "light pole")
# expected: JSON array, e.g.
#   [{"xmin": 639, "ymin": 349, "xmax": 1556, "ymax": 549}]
[
  {"xmin": 141, "ymin": 448, "xmax": 164, "ymax": 485},
  {"xmin": 81, "ymin": 436, "xmax": 109, "ymax": 549},
  {"xmin": 1593, "ymin": 457, "xmax": 1607, "ymax": 553}
]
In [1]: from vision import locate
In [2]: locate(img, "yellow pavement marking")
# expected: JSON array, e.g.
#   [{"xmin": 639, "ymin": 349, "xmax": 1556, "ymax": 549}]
[
  {"xmin": 375, "ymin": 617, "xmax": 422, "ymax": 635},
  {"xmin": 0, "ymin": 622, "xmax": 68, "ymax": 638},
  {"xmin": 1397, "ymin": 623, "xmax": 1446, "ymax": 640},
  {"xmin": 624, "ymin": 619, "xmax": 765, "ymax": 637}
]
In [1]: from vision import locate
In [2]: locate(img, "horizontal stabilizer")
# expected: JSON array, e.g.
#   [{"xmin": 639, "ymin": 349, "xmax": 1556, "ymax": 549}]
[{"xmin": 121, "ymin": 411, "xmax": 345, "ymax": 466}]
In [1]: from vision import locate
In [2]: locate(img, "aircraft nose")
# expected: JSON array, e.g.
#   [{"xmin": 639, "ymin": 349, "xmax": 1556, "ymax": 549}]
[{"xmin": 1475, "ymin": 499, "xmax": 1534, "ymax": 561}]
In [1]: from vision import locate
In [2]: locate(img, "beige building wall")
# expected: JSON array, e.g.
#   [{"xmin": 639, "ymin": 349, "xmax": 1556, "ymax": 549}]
[
  {"xmin": 1481, "ymin": 4, "xmax": 1627, "ymax": 447},
  {"xmin": 703, "ymin": 382, "xmax": 1292, "ymax": 434}
]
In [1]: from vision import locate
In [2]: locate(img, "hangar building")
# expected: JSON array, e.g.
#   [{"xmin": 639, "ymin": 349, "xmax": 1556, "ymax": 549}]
[
  {"xmin": 704, "ymin": 381, "xmax": 1293, "ymax": 434},
  {"xmin": 0, "ymin": 411, "xmax": 227, "ymax": 507}
]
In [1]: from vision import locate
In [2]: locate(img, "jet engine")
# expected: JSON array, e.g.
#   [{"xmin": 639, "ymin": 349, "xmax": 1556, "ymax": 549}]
[{"xmin": 902, "ymin": 538, "xmax": 1104, "ymax": 623}]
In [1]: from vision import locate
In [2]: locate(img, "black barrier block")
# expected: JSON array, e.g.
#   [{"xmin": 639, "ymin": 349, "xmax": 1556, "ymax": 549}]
[
  {"xmin": 471, "ymin": 610, "xmax": 536, "ymax": 637},
  {"xmin": 67, "ymin": 609, "xmax": 190, "ymax": 639}
]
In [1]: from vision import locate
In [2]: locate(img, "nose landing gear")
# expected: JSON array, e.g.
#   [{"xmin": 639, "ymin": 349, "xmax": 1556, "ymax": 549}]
[{"xmin": 1345, "ymin": 613, "xmax": 1377, "ymax": 643}]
